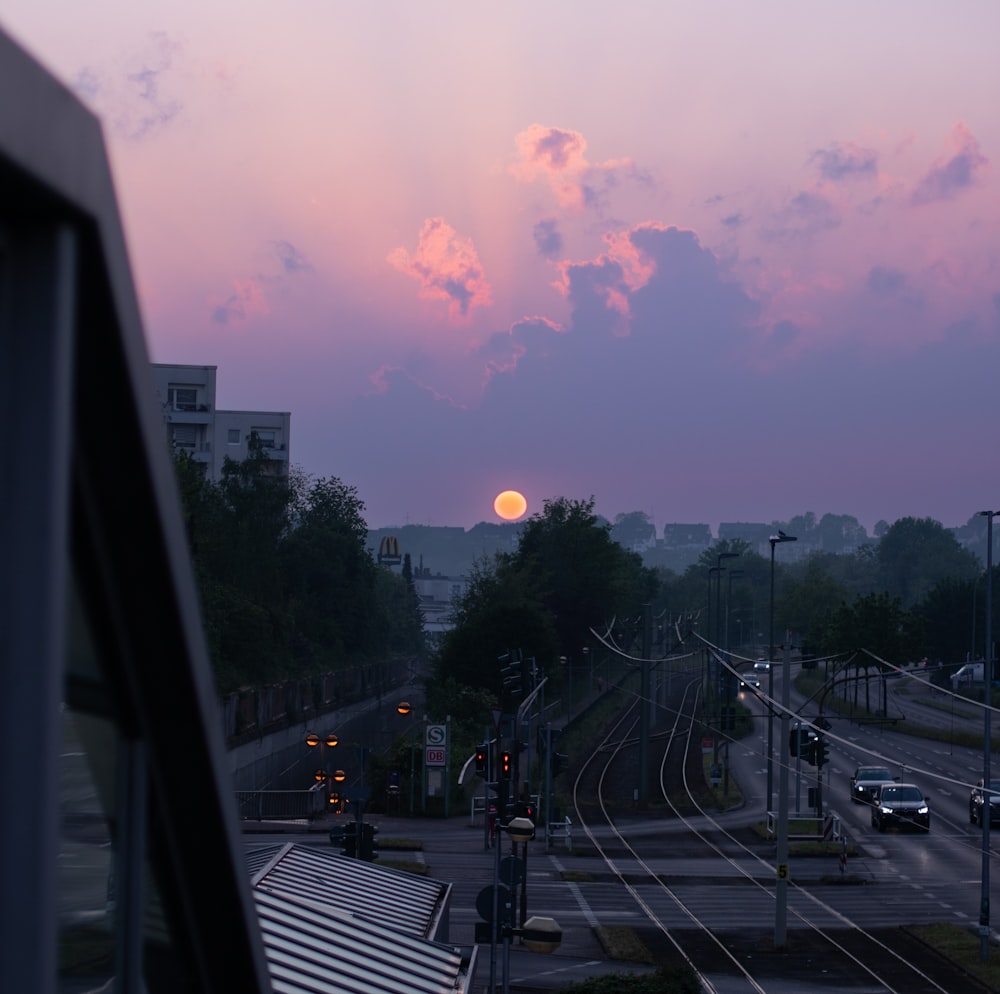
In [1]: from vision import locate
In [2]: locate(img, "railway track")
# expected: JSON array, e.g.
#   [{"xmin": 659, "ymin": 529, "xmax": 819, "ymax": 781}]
[{"xmin": 568, "ymin": 661, "xmax": 986, "ymax": 993}]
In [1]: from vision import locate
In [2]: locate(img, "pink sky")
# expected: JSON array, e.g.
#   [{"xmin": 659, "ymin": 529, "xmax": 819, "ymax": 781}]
[{"xmin": 5, "ymin": 2, "xmax": 999, "ymax": 534}]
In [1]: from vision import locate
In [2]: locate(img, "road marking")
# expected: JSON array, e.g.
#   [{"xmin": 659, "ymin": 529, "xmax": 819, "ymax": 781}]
[{"xmin": 548, "ymin": 855, "xmax": 599, "ymax": 927}]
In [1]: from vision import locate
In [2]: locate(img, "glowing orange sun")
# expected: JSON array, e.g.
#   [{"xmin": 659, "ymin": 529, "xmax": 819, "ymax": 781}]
[{"xmin": 494, "ymin": 490, "xmax": 528, "ymax": 521}]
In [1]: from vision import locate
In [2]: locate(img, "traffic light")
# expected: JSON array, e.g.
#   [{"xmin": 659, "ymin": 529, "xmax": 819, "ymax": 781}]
[
  {"xmin": 802, "ymin": 738, "xmax": 817, "ymax": 766},
  {"xmin": 359, "ymin": 822, "xmax": 379, "ymax": 861},
  {"xmin": 789, "ymin": 728, "xmax": 805, "ymax": 757},
  {"xmin": 813, "ymin": 737, "xmax": 828, "ymax": 768},
  {"xmin": 514, "ymin": 800, "xmax": 536, "ymax": 823},
  {"xmin": 329, "ymin": 821, "xmax": 357, "ymax": 857},
  {"xmin": 500, "ymin": 751, "xmax": 512, "ymax": 779},
  {"xmin": 551, "ymin": 752, "xmax": 568, "ymax": 777},
  {"xmin": 475, "ymin": 744, "xmax": 488, "ymax": 778}
]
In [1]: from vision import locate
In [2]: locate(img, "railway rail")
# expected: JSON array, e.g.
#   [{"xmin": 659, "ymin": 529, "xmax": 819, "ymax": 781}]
[{"xmin": 568, "ymin": 662, "xmax": 988, "ymax": 993}]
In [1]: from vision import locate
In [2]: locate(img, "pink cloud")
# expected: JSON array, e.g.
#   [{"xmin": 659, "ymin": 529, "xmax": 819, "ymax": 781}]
[
  {"xmin": 911, "ymin": 122, "xmax": 988, "ymax": 205},
  {"xmin": 387, "ymin": 217, "xmax": 493, "ymax": 321},
  {"xmin": 552, "ymin": 222, "xmax": 665, "ymax": 329},
  {"xmin": 210, "ymin": 277, "xmax": 269, "ymax": 326},
  {"xmin": 509, "ymin": 123, "xmax": 639, "ymax": 211}
]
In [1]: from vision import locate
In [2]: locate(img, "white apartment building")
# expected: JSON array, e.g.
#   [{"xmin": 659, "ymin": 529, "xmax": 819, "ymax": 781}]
[{"xmin": 152, "ymin": 364, "xmax": 291, "ymax": 479}]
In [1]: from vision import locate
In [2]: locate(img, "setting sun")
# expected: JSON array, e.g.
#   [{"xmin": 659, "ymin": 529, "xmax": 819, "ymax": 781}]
[{"xmin": 493, "ymin": 490, "xmax": 528, "ymax": 521}]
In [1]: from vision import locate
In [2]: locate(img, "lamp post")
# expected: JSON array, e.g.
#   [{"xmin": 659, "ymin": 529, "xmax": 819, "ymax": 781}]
[
  {"xmin": 715, "ymin": 552, "xmax": 740, "ymax": 648},
  {"xmin": 766, "ymin": 531, "xmax": 796, "ymax": 813},
  {"xmin": 722, "ymin": 569, "xmax": 744, "ymax": 795},
  {"xmin": 768, "ymin": 531, "xmax": 796, "ymax": 949},
  {"xmin": 305, "ymin": 731, "xmax": 340, "ymax": 811},
  {"xmin": 978, "ymin": 509, "xmax": 998, "ymax": 961}
]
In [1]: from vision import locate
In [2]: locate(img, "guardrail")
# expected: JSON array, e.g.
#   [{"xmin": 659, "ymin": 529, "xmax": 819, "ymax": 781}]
[
  {"xmin": 236, "ymin": 784, "xmax": 327, "ymax": 821},
  {"xmin": 766, "ymin": 810, "xmax": 841, "ymax": 841},
  {"xmin": 546, "ymin": 817, "xmax": 572, "ymax": 851}
]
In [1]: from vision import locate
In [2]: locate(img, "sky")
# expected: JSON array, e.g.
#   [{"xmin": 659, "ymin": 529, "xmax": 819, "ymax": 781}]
[{"xmin": 5, "ymin": 2, "xmax": 1000, "ymax": 535}]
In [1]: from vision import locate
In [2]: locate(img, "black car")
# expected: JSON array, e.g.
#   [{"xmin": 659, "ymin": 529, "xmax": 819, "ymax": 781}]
[
  {"xmin": 849, "ymin": 766, "xmax": 894, "ymax": 804},
  {"xmin": 969, "ymin": 779, "xmax": 1000, "ymax": 827},
  {"xmin": 870, "ymin": 782, "xmax": 930, "ymax": 832}
]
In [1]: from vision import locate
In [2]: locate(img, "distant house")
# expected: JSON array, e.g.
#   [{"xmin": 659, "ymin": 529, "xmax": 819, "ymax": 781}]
[
  {"xmin": 411, "ymin": 563, "xmax": 469, "ymax": 638},
  {"xmin": 661, "ymin": 524, "xmax": 713, "ymax": 548},
  {"xmin": 718, "ymin": 522, "xmax": 779, "ymax": 556}
]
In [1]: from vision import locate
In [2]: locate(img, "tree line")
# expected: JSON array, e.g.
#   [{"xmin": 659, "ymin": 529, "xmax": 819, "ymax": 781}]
[{"xmin": 172, "ymin": 444, "xmax": 425, "ymax": 694}]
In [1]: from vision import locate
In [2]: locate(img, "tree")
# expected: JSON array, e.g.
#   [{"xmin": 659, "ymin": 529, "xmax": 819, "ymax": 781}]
[
  {"xmin": 876, "ymin": 517, "xmax": 979, "ymax": 607},
  {"xmin": 511, "ymin": 497, "xmax": 659, "ymax": 658},
  {"xmin": 432, "ymin": 497, "xmax": 658, "ymax": 701},
  {"xmin": 816, "ymin": 592, "xmax": 922, "ymax": 663},
  {"xmin": 433, "ymin": 553, "xmax": 558, "ymax": 695},
  {"xmin": 913, "ymin": 576, "xmax": 976, "ymax": 665}
]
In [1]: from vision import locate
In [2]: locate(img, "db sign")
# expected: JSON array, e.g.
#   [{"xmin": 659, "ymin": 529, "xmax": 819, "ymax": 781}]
[{"xmin": 425, "ymin": 724, "xmax": 447, "ymax": 766}]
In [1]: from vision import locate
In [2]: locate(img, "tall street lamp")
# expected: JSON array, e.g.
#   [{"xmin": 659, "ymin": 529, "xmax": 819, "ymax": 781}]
[
  {"xmin": 715, "ymin": 552, "xmax": 740, "ymax": 648},
  {"xmin": 978, "ymin": 509, "xmax": 998, "ymax": 961},
  {"xmin": 766, "ymin": 531, "xmax": 796, "ymax": 813}
]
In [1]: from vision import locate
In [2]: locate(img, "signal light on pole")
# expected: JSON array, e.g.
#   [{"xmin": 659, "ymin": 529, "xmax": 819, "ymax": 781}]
[
  {"xmin": 500, "ymin": 751, "xmax": 512, "ymax": 779},
  {"xmin": 475, "ymin": 744, "xmax": 488, "ymax": 778}
]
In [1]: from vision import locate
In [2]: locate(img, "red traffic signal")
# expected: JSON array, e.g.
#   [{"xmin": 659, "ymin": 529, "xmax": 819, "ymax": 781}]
[
  {"xmin": 500, "ymin": 751, "xmax": 512, "ymax": 779},
  {"xmin": 475, "ymin": 744, "xmax": 488, "ymax": 778}
]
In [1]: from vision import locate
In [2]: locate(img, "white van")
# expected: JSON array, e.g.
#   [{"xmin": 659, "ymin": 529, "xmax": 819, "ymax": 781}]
[{"xmin": 951, "ymin": 662, "xmax": 984, "ymax": 687}]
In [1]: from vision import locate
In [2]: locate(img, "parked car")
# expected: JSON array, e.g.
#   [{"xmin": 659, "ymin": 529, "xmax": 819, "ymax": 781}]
[
  {"xmin": 969, "ymin": 779, "xmax": 1000, "ymax": 827},
  {"xmin": 850, "ymin": 766, "xmax": 895, "ymax": 804},
  {"xmin": 870, "ymin": 783, "xmax": 930, "ymax": 832},
  {"xmin": 951, "ymin": 662, "xmax": 984, "ymax": 688}
]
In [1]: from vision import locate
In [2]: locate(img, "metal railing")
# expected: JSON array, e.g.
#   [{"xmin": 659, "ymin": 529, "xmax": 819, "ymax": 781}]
[{"xmin": 236, "ymin": 784, "xmax": 327, "ymax": 821}]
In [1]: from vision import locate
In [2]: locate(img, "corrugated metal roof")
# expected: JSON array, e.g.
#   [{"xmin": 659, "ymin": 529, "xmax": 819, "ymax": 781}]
[
  {"xmin": 246, "ymin": 845, "xmax": 474, "ymax": 994},
  {"xmin": 254, "ymin": 889, "xmax": 470, "ymax": 994},
  {"xmin": 248, "ymin": 843, "xmax": 449, "ymax": 939}
]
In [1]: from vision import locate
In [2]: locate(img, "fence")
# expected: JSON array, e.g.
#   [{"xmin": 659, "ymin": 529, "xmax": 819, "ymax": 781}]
[{"xmin": 236, "ymin": 783, "xmax": 327, "ymax": 822}]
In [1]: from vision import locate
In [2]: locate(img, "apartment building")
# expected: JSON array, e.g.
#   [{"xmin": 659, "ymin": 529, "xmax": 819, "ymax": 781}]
[{"xmin": 152, "ymin": 363, "xmax": 291, "ymax": 479}]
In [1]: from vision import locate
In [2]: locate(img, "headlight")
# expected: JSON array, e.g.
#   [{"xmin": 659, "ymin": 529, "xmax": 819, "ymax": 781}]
[
  {"xmin": 918, "ymin": 805, "xmax": 928, "ymax": 814},
  {"xmin": 879, "ymin": 805, "xmax": 893, "ymax": 814}
]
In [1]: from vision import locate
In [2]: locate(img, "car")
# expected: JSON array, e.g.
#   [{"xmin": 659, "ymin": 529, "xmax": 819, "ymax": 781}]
[
  {"xmin": 969, "ymin": 779, "xmax": 1000, "ymax": 827},
  {"xmin": 850, "ymin": 766, "xmax": 895, "ymax": 804},
  {"xmin": 870, "ymin": 782, "xmax": 930, "ymax": 832},
  {"xmin": 753, "ymin": 660, "xmax": 770, "ymax": 673},
  {"xmin": 740, "ymin": 674, "xmax": 761, "ymax": 690}
]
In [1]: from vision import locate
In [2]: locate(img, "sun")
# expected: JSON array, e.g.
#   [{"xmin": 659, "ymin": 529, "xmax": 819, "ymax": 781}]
[{"xmin": 494, "ymin": 490, "xmax": 528, "ymax": 521}]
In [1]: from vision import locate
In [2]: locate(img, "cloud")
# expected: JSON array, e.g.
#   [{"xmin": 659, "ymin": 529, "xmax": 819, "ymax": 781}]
[
  {"xmin": 765, "ymin": 190, "xmax": 841, "ymax": 240},
  {"xmin": 210, "ymin": 278, "xmax": 269, "ymax": 326},
  {"xmin": 867, "ymin": 266, "xmax": 906, "ymax": 295},
  {"xmin": 74, "ymin": 31, "xmax": 183, "ymax": 140},
  {"xmin": 810, "ymin": 142, "xmax": 878, "ymax": 182},
  {"xmin": 387, "ymin": 217, "xmax": 494, "ymax": 320},
  {"xmin": 533, "ymin": 218, "xmax": 563, "ymax": 256},
  {"xmin": 274, "ymin": 240, "xmax": 312, "ymax": 274},
  {"xmin": 509, "ymin": 123, "xmax": 641, "ymax": 211},
  {"xmin": 911, "ymin": 123, "xmax": 988, "ymax": 205},
  {"xmin": 478, "ymin": 316, "xmax": 564, "ymax": 378}
]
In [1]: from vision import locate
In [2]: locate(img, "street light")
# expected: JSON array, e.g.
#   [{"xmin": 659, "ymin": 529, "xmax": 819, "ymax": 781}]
[
  {"xmin": 766, "ymin": 531, "xmax": 796, "ymax": 812},
  {"xmin": 768, "ymin": 530, "xmax": 796, "ymax": 949},
  {"xmin": 715, "ymin": 552, "xmax": 740, "ymax": 648},
  {"xmin": 978, "ymin": 509, "xmax": 998, "ymax": 961},
  {"xmin": 305, "ymin": 731, "xmax": 340, "ymax": 808}
]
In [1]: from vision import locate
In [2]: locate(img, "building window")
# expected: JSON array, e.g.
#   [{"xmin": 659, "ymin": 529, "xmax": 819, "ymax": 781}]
[
  {"xmin": 171, "ymin": 425, "xmax": 196, "ymax": 449},
  {"xmin": 166, "ymin": 386, "xmax": 197, "ymax": 411},
  {"xmin": 250, "ymin": 429, "xmax": 276, "ymax": 449},
  {"xmin": 227, "ymin": 429, "xmax": 240, "ymax": 444}
]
